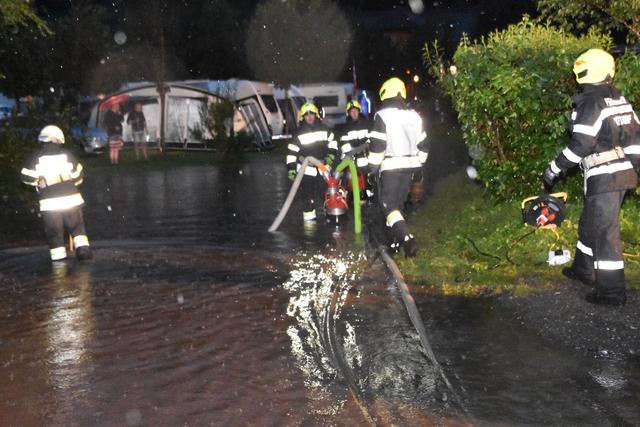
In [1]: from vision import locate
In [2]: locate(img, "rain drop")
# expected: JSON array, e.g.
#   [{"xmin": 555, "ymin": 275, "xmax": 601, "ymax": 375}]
[
  {"xmin": 114, "ymin": 31, "xmax": 127, "ymax": 45},
  {"xmin": 409, "ymin": 0, "xmax": 424, "ymax": 14}
]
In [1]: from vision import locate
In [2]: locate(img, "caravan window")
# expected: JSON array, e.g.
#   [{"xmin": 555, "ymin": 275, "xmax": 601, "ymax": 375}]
[
  {"xmin": 313, "ymin": 95, "xmax": 339, "ymax": 107},
  {"xmin": 260, "ymin": 95, "xmax": 279, "ymax": 113},
  {"xmin": 292, "ymin": 96, "xmax": 306, "ymax": 110}
]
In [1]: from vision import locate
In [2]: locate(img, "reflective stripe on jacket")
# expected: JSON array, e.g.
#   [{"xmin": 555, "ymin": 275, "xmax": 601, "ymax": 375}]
[
  {"xmin": 552, "ymin": 84, "xmax": 639, "ymax": 195},
  {"xmin": 368, "ymin": 98, "xmax": 428, "ymax": 172},
  {"xmin": 21, "ymin": 142, "xmax": 85, "ymax": 211},
  {"xmin": 286, "ymin": 120, "xmax": 338, "ymax": 175}
]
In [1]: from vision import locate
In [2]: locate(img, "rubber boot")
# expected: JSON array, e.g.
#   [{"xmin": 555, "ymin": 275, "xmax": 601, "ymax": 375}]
[
  {"xmin": 402, "ymin": 234, "xmax": 418, "ymax": 258},
  {"xmin": 585, "ymin": 291, "xmax": 626, "ymax": 306},
  {"xmin": 76, "ymin": 246, "xmax": 93, "ymax": 261}
]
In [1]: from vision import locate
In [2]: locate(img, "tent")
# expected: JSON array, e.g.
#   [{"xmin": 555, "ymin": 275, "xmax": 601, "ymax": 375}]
[{"xmin": 86, "ymin": 81, "xmax": 273, "ymax": 149}]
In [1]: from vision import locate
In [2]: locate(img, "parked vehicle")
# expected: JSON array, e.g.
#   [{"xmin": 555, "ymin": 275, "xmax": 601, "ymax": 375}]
[
  {"xmin": 193, "ymin": 79, "xmax": 286, "ymax": 139},
  {"xmin": 0, "ymin": 105, "xmax": 11, "ymax": 120},
  {"xmin": 70, "ymin": 126, "xmax": 109, "ymax": 154},
  {"xmin": 296, "ymin": 82, "xmax": 355, "ymax": 128},
  {"xmin": 272, "ymin": 84, "xmax": 307, "ymax": 136}
]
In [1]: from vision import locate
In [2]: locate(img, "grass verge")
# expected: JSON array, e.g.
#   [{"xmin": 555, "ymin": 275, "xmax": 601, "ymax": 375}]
[{"xmin": 396, "ymin": 171, "xmax": 640, "ymax": 296}]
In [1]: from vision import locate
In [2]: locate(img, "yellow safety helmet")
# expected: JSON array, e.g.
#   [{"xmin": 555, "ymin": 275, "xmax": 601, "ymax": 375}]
[
  {"xmin": 298, "ymin": 102, "xmax": 320, "ymax": 120},
  {"xmin": 345, "ymin": 99, "xmax": 362, "ymax": 114},
  {"xmin": 379, "ymin": 77, "xmax": 406, "ymax": 101},
  {"xmin": 38, "ymin": 125, "xmax": 65, "ymax": 144},
  {"xmin": 573, "ymin": 48, "xmax": 615, "ymax": 84}
]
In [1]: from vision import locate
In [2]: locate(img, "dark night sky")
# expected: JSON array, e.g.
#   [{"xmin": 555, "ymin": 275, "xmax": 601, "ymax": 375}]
[{"xmin": 27, "ymin": 0, "xmax": 539, "ymax": 93}]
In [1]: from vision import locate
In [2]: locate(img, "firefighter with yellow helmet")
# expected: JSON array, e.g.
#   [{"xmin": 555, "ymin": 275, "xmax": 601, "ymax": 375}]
[
  {"xmin": 543, "ymin": 48, "xmax": 640, "ymax": 306},
  {"xmin": 286, "ymin": 102, "xmax": 338, "ymax": 222},
  {"xmin": 368, "ymin": 77, "xmax": 429, "ymax": 257},
  {"xmin": 21, "ymin": 125, "xmax": 92, "ymax": 262},
  {"xmin": 338, "ymin": 99, "xmax": 371, "ymax": 201}
]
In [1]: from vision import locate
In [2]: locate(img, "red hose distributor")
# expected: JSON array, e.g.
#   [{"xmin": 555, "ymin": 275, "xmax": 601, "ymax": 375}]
[{"xmin": 324, "ymin": 176, "xmax": 349, "ymax": 225}]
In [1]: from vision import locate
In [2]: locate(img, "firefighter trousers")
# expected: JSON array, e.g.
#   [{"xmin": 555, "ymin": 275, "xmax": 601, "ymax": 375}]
[
  {"xmin": 299, "ymin": 174, "xmax": 324, "ymax": 218},
  {"xmin": 572, "ymin": 190, "xmax": 626, "ymax": 299},
  {"xmin": 42, "ymin": 207, "xmax": 89, "ymax": 260},
  {"xmin": 379, "ymin": 169, "xmax": 413, "ymax": 242}
]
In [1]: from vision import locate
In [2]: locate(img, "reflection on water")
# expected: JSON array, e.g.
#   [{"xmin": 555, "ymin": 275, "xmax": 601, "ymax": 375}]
[
  {"xmin": 47, "ymin": 264, "xmax": 94, "ymax": 392},
  {"xmin": 283, "ymin": 252, "xmax": 365, "ymax": 417}
]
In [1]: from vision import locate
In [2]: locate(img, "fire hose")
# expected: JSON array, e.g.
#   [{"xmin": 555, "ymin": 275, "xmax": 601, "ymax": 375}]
[{"xmin": 268, "ymin": 148, "xmax": 366, "ymax": 233}]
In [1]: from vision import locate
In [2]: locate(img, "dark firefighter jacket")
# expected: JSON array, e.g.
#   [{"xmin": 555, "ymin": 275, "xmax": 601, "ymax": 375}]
[
  {"xmin": 368, "ymin": 97, "xmax": 429, "ymax": 172},
  {"xmin": 21, "ymin": 142, "xmax": 85, "ymax": 211},
  {"xmin": 339, "ymin": 116, "xmax": 370, "ymax": 169},
  {"xmin": 286, "ymin": 120, "xmax": 338, "ymax": 177},
  {"xmin": 550, "ymin": 83, "xmax": 640, "ymax": 195}
]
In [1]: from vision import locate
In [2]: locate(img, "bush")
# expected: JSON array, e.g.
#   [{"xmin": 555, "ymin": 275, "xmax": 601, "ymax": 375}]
[
  {"xmin": 613, "ymin": 51, "xmax": 640, "ymax": 107},
  {"xmin": 425, "ymin": 17, "xmax": 613, "ymax": 201},
  {"xmin": 0, "ymin": 130, "xmax": 38, "ymax": 210}
]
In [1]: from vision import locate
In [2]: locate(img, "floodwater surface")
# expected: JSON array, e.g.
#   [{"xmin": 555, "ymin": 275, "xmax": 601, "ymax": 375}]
[{"xmin": 1, "ymin": 154, "xmax": 639, "ymax": 426}]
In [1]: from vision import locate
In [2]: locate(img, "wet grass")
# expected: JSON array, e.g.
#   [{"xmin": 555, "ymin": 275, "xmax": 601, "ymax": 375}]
[{"xmin": 396, "ymin": 171, "xmax": 640, "ymax": 296}]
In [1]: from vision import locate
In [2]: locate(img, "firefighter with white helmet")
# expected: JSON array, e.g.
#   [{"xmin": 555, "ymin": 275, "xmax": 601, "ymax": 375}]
[
  {"xmin": 339, "ymin": 99, "xmax": 371, "ymax": 201},
  {"xmin": 368, "ymin": 77, "xmax": 429, "ymax": 257},
  {"xmin": 286, "ymin": 102, "xmax": 338, "ymax": 222},
  {"xmin": 543, "ymin": 48, "xmax": 640, "ymax": 306},
  {"xmin": 21, "ymin": 125, "xmax": 92, "ymax": 262}
]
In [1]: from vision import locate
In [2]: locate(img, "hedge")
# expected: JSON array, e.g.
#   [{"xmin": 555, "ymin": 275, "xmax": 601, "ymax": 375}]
[{"xmin": 424, "ymin": 17, "xmax": 640, "ymax": 201}]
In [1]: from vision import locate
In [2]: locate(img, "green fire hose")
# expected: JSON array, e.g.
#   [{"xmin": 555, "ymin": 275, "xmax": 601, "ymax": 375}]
[{"xmin": 269, "ymin": 151, "xmax": 365, "ymax": 234}]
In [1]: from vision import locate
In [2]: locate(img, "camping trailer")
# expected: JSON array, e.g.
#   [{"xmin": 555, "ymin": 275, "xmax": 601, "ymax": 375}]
[
  {"xmin": 186, "ymin": 79, "xmax": 285, "ymax": 140},
  {"xmin": 296, "ymin": 82, "xmax": 355, "ymax": 128},
  {"xmin": 271, "ymin": 84, "xmax": 306, "ymax": 136}
]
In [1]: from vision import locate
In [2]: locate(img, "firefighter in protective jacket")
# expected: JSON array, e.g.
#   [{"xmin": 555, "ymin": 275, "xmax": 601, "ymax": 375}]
[
  {"xmin": 543, "ymin": 48, "xmax": 640, "ymax": 306},
  {"xmin": 368, "ymin": 77, "xmax": 429, "ymax": 257},
  {"xmin": 286, "ymin": 102, "xmax": 339, "ymax": 221},
  {"xmin": 339, "ymin": 99, "xmax": 370, "ymax": 200},
  {"xmin": 21, "ymin": 125, "xmax": 92, "ymax": 262}
]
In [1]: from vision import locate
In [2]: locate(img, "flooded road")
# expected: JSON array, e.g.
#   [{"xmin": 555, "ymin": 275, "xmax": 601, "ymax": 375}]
[
  {"xmin": 0, "ymin": 157, "xmax": 465, "ymax": 426},
  {"xmin": 1, "ymin": 154, "xmax": 639, "ymax": 425}
]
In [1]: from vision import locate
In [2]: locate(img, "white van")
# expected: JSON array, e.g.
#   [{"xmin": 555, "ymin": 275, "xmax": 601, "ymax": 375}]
[
  {"xmin": 197, "ymin": 79, "xmax": 285, "ymax": 139},
  {"xmin": 271, "ymin": 84, "xmax": 307, "ymax": 136},
  {"xmin": 296, "ymin": 82, "xmax": 355, "ymax": 128}
]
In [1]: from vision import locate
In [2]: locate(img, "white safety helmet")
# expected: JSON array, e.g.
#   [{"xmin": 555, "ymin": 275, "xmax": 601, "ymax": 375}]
[{"xmin": 38, "ymin": 125, "xmax": 65, "ymax": 144}]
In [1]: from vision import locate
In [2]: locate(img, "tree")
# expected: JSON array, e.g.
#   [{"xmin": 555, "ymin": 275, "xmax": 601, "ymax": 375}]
[
  {"xmin": 536, "ymin": 0, "xmax": 640, "ymax": 43},
  {"xmin": 0, "ymin": 0, "xmax": 49, "ymax": 95},
  {"xmin": 44, "ymin": 2, "xmax": 111, "ymax": 99},
  {"xmin": 244, "ymin": 0, "xmax": 352, "ymax": 89},
  {"xmin": 0, "ymin": 0, "xmax": 47, "ymax": 32},
  {"xmin": 0, "ymin": 25, "xmax": 48, "ymax": 108}
]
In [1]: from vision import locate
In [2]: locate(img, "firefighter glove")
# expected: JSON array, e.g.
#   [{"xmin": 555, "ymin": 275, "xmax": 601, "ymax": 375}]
[
  {"xmin": 288, "ymin": 169, "xmax": 297, "ymax": 181},
  {"xmin": 324, "ymin": 153, "xmax": 335, "ymax": 168},
  {"xmin": 542, "ymin": 166, "xmax": 558, "ymax": 189}
]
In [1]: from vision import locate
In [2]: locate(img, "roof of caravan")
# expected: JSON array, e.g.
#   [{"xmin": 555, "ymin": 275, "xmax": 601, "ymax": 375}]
[
  {"xmin": 115, "ymin": 81, "xmax": 228, "ymax": 98},
  {"xmin": 271, "ymin": 84, "xmax": 304, "ymax": 98},
  {"xmin": 297, "ymin": 82, "xmax": 354, "ymax": 89}
]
